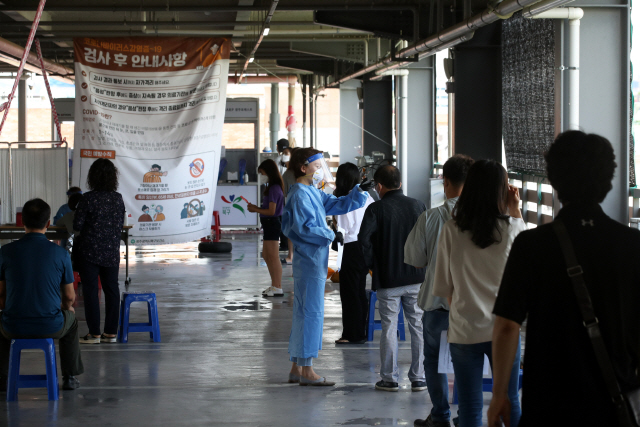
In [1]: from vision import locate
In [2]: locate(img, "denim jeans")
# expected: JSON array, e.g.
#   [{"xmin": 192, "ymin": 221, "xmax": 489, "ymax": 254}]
[
  {"xmin": 423, "ymin": 310, "xmax": 451, "ymax": 422},
  {"xmin": 450, "ymin": 339, "xmax": 521, "ymax": 427}
]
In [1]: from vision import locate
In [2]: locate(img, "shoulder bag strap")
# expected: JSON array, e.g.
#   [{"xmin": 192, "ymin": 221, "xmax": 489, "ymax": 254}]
[{"xmin": 552, "ymin": 220, "xmax": 629, "ymax": 412}]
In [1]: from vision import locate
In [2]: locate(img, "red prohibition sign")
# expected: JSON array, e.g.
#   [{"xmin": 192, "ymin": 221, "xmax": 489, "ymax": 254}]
[{"xmin": 189, "ymin": 158, "xmax": 205, "ymax": 178}]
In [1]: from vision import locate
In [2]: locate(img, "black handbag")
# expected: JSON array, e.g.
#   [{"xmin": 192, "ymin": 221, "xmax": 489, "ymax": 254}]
[{"xmin": 553, "ymin": 220, "xmax": 640, "ymax": 427}]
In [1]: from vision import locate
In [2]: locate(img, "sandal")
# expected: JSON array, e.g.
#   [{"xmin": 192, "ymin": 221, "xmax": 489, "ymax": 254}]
[
  {"xmin": 100, "ymin": 334, "xmax": 117, "ymax": 343},
  {"xmin": 288, "ymin": 373, "xmax": 300, "ymax": 383},
  {"xmin": 299, "ymin": 376, "xmax": 335, "ymax": 387}
]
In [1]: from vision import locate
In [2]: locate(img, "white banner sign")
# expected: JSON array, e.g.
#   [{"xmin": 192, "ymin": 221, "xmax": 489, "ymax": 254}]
[{"xmin": 72, "ymin": 37, "xmax": 231, "ymax": 245}]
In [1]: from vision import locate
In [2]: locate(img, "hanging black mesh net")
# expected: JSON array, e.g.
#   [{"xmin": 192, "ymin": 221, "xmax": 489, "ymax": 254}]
[{"xmin": 502, "ymin": 13, "xmax": 555, "ymax": 175}]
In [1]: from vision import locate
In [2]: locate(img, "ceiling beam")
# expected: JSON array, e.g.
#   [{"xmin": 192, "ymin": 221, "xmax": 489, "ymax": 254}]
[{"xmin": 0, "ymin": 5, "xmax": 417, "ymax": 12}]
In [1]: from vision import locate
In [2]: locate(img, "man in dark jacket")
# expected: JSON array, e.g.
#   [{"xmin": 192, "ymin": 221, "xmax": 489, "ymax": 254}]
[
  {"xmin": 358, "ymin": 165, "xmax": 427, "ymax": 392},
  {"xmin": 488, "ymin": 131, "xmax": 640, "ymax": 427}
]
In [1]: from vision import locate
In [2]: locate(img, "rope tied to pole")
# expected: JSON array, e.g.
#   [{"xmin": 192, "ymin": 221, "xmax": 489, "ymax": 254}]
[
  {"xmin": 35, "ymin": 39, "xmax": 66, "ymax": 145},
  {"xmin": 0, "ymin": 0, "xmax": 48, "ymax": 139}
]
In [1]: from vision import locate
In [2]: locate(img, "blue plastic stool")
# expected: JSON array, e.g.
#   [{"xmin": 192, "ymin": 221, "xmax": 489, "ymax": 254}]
[
  {"xmin": 117, "ymin": 292, "xmax": 161, "ymax": 343},
  {"xmin": 7, "ymin": 338, "xmax": 59, "ymax": 401},
  {"xmin": 452, "ymin": 369, "xmax": 523, "ymax": 404},
  {"xmin": 366, "ymin": 290, "xmax": 406, "ymax": 342}
]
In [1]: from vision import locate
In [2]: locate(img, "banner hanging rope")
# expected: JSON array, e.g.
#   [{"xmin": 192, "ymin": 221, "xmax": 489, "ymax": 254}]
[
  {"xmin": 0, "ymin": 0, "xmax": 47, "ymax": 137},
  {"xmin": 35, "ymin": 38, "xmax": 65, "ymax": 145}
]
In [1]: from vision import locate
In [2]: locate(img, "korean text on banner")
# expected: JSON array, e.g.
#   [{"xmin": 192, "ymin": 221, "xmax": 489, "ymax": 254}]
[{"xmin": 72, "ymin": 37, "xmax": 231, "ymax": 245}]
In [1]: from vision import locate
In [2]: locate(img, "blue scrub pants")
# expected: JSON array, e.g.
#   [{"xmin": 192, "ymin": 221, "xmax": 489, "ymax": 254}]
[
  {"xmin": 289, "ymin": 357, "xmax": 313, "ymax": 366},
  {"xmin": 288, "ymin": 277, "xmax": 325, "ymax": 364},
  {"xmin": 450, "ymin": 338, "xmax": 522, "ymax": 427}
]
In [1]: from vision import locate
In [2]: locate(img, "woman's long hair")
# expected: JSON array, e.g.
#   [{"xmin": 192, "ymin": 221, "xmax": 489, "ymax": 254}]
[
  {"xmin": 258, "ymin": 158, "xmax": 285, "ymax": 196},
  {"xmin": 453, "ymin": 159, "xmax": 510, "ymax": 249},
  {"xmin": 334, "ymin": 162, "xmax": 361, "ymax": 198}
]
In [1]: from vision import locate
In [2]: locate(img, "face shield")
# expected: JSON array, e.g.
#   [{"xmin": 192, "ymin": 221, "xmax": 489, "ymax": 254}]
[{"xmin": 305, "ymin": 153, "xmax": 335, "ymax": 191}]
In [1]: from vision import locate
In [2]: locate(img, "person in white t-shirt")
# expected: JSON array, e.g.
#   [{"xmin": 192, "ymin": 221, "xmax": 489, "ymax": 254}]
[
  {"xmin": 333, "ymin": 162, "xmax": 374, "ymax": 344},
  {"xmin": 432, "ymin": 160, "xmax": 525, "ymax": 427}
]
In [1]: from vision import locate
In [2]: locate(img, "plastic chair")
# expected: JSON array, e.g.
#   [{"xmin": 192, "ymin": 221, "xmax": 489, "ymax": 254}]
[
  {"xmin": 366, "ymin": 290, "xmax": 406, "ymax": 341},
  {"xmin": 452, "ymin": 369, "xmax": 523, "ymax": 404},
  {"xmin": 117, "ymin": 292, "xmax": 161, "ymax": 343},
  {"xmin": 7, "ymin": 338, "xmax": 59, "ymax": 401}
]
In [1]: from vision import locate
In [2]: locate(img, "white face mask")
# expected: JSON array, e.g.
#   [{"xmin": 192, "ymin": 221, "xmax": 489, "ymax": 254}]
[
  {"xmin": 282, "ymin": 155, "xmax": 290, "ymax": 162},
  {"xmin": 311, "ymin": 169, "xmax": 323, "ymax": 187},
  {"xmin": 259, "ymin": 175, "xmax": 268, "ymax": 184}
]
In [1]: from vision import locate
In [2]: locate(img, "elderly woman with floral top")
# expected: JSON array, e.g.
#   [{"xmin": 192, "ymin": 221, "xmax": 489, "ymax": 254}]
[{"xmin": 74, "ymin": 159, "xmax": 125, "ymax": 344}]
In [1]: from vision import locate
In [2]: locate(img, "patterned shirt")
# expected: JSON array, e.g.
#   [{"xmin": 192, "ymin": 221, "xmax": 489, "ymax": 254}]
[{"xmin": 74, "ymin": 191, "xmax": 125, "ymax": 267}]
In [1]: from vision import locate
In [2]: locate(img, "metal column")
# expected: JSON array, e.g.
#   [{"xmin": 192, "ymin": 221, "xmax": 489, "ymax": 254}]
[
  {"xmin": 398, "ymin": 72, "xmax": 409, "ymax": 196},
  {"xmin": 406, "ymin": 58, "xmax": 435, "ymax": 205},
  {"xmin": 269, "ymin": 83, "xmax": 280, "ymax": 152},
  {"xmin": 18, "ymin": 79, "xmax": 27, "ymax": 142}
]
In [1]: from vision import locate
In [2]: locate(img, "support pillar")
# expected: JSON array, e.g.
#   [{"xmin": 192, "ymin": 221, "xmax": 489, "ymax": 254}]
[
  {"xmin": 269, "ymin": 83, "xmax": 279, "ymax": 152},
  {"xmin": 574, "ymin": 2, "xmax": 630, "ymax": 223},
  {"xmin": 339, "ymin": 80, "xmax": 362, "ymax": 163},
  {"xmin": 406, "ymin": 58, "xmax": 435, "ymax": 205},
  {"xmin": 309, "ymin": 76, "xmax": 314, "ymax": 148},
  {"xmin": 362, "ymin": 80, "xmax": 392, "ymax": 160},
  {"xmin": 398, "ymin": 72, "xmax": 409, "ymax": 197},
  {"xmin": 287, "ymin": 83, "xmax": 296, "ymax": 146},
  {"xmin": 453, "ymin": 23, "xmax": 502, "ymax": 161},
  {"xmin": 18, "ymin": 79, "xmax": 27, "ymax": 142},
  {"xmin": 302, "ymin": 78, "xmax": 308, "ymax": 147}
]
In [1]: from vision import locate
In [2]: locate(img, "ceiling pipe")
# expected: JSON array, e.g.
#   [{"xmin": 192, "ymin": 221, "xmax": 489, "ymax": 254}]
[
  {"xmin": 524, "ymin": 6, "xmax": 583, "ymax": 19},
  {"xmin": 240, "ymin": 0, "xmax": 279, "ymax": 82},
  {"xmin": 0, "ymin": 20, "xmax": 317, "ymax": 28},
  {"xmin": 0, "ymin": 5, "xmax": 419, "ymax": 12},
  {"xmin": 228, "ymin": 75, "xmax": 297, "ymax": 85},
  {"xmin": 0, "ymin": 36, "xmax": 74, "ymax": 80},
  {"xmin": 521, "ymin": 0, "xmax": 578, "ymax": 18},
  {"xmin": 324, "ymin": 0, "xmax": 575, "ymax": 89},
  {"xmin": 526, "ymin": 5, "xmax": 583, "ymax": 130},
  {"xmin": 5, "ymin": 36, "xmax": 374, "ymax": 43}
]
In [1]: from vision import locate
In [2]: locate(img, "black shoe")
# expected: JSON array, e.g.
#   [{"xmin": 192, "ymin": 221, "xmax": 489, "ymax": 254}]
[
  {"xmin": 62, "ymin": 376, "xmax": 80, "ymax": 390},
  {"xmin": 414, "ymin": 415, "xmax": 451, "ymax": 427},
  {"xmin": 375, "ymin": 380, "xmax": 399, "ymax": 392},
  {"xmin": 411, "ymin": 380, "xmax": 428, "ymax": 391}
]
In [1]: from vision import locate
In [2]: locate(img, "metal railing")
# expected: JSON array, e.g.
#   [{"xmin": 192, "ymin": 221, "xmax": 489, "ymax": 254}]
[{"xmin": 431, "ymin": 165, "xmax": 557, "ymax": 228}]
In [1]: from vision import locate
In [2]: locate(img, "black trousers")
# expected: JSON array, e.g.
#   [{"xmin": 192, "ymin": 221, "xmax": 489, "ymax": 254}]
[
  {"xmin": 0, "ymin": 310, "xmax": 84, "ymax": 378},
  {"xmin": 80, "ymin": 259, "xmax": 121, "ymax": 336},
  {"xmin": 339, "ymin": 242, "xmax": 369, "ymax": 341},
  {"xmin": 278, "ymin": 216, "xmax": 288, "ymax": 248}
]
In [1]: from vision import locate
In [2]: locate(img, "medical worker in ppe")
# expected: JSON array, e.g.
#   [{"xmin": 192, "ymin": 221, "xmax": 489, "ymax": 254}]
[{"xmin": 283, "ymin": 148, "xmax": 373, "ymax": 386}]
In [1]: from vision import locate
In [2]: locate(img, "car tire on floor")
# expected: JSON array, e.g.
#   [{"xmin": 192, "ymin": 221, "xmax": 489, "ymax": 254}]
[{"xmin": 198, "ymin": 241, "xmax": 232, "ymax": 253}]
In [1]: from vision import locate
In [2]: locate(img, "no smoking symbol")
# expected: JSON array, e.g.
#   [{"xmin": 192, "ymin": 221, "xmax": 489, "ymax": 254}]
[{"xmin": 189, "ymin": 158, "xmax": 205, "ymax": 178}]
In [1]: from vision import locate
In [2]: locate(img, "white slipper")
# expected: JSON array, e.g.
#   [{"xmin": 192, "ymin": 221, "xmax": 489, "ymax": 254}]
[{"xmin": 262, "ymin": 286, "xmax": 284, "ymax": 297}]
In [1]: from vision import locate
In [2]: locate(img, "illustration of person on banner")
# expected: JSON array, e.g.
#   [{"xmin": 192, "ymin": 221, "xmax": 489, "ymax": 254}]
[{"xmin": 143, "ymin": 164, "xmax": 168, "ymax": 183}]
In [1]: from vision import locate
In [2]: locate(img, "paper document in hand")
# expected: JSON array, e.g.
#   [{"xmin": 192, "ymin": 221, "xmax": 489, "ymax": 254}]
[{"xmin": 438, "ymin": 330, "xmax": 490, "ymax": 375}]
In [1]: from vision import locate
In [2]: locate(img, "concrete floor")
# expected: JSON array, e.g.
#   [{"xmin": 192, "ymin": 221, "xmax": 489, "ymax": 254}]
[{"xmin": 0, "ymin": 235, "xmax": 496, "ymax": 427}]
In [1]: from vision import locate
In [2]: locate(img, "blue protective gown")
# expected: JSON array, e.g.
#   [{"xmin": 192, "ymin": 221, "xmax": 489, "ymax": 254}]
[{"xmin": 282, "ymin": 183, "xmax": 368, "ymax": 360}]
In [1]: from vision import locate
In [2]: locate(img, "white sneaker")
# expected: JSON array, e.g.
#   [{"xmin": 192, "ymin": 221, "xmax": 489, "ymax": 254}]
[{"xmin": 262, "ymin": 286, "xmax": 284, "ymax": 297}]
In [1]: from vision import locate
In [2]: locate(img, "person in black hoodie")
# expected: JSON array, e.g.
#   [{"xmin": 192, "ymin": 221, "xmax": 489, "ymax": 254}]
[{"xmin": 358, "ymin": 165, "xmax": 428, "ymax": 393}]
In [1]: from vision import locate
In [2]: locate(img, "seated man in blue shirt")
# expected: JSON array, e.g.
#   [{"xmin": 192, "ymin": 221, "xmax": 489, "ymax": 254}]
[
  {"xmin": 0, "ymin": 198, "xmax": 84, "ymax": 391},
  {"xmin": 53, "ymin": 186, "xmax": 83, "ymax": 225}
]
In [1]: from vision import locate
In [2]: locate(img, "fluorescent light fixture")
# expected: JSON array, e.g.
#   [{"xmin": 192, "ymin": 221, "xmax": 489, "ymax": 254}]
[
  {"xmin": 263, "ymin": 27, "xmax": 270, "ymax": 36},
  {"xmin": 248, "ymin": 57, "xmax": 255, "ymax": 63}
]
